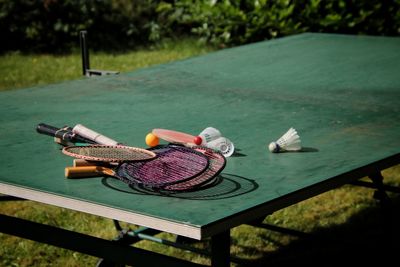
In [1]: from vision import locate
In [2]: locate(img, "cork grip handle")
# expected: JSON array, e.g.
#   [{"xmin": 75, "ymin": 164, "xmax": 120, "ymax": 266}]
[{"xmin": 65, "ymin": 166, "xmax": 113, "ymax": 178}]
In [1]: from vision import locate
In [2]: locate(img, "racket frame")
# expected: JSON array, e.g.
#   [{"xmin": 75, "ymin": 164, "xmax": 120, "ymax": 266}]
[
  {"xmin": 62, "ymin": 145, "xmax": 156, "ymax": 163},
  {"xmin": 116, "ymin": 145, "xmax": 209, "ymax": 189}
]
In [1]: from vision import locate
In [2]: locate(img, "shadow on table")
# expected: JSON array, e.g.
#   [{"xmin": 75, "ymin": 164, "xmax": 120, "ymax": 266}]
[
  {"xmin": 233, "ymin": 193, "xmax": 400, "ymax": 267},
  {"xmin": 102, "ymin": 173, "xmax": 259, "ymax": 200}
]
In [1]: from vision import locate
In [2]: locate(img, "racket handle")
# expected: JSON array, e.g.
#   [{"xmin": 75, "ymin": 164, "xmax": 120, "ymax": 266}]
[
  {"xmin": 73, "ymin": 159, "xmax": 94, "ymax": 167},
  {"xmin": 36, "ymin": 123, "xmax": 95, "ymax": 144},
  {"xmin": 72, "ymin": 124, "xmax": 119, "ymax": 145},
  {"xmin": 73, "ymin": 159, "xmax": 112, "ymax": 167},
  {"xmin": 36, "ymin": 123, "xmax": 62, "ymax": 136},
  {"xmin": 65, "ymin": 166, "xmax": 108, "ymax": 178}
]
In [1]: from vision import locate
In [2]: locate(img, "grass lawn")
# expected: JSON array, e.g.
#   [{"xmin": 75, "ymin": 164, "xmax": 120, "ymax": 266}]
[
  {"xmin": 1, "ymin": 39, "xmax": 400, "ymax": 266},
  {"xmin": 0, "ymin": 40, "xmax": 213, "ymax": 91}
]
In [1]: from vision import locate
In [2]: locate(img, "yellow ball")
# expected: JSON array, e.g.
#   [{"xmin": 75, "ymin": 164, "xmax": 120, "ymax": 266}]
[{"xmin": 145, "ymin": 133, "xmax": 159, "ymax": 147}]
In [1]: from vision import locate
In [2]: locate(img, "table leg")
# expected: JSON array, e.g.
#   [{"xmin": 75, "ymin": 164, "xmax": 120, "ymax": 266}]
[
  {"xmin": 369, "ymin": 172, "xmax": 391, "ymax": 207},
  {"xmin": 211, "ymin": 231, "xmax": 230, "ymax": 267}
]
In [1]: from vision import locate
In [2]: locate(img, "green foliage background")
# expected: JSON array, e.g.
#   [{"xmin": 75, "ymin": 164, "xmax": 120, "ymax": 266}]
[{"xmin": 1, "ymin": 0, "xmax": 400, "ymax": 52}]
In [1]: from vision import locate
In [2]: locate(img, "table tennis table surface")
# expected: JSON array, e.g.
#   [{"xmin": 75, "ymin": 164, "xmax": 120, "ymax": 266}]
[{"xmin": 0, "ymin": 33, "xmax": 399, "ymax": 240}]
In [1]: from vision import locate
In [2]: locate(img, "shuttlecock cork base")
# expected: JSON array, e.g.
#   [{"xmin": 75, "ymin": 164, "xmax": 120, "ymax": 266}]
[{"xmin": 269, "ymin": 127, "xmax": 302, "ymax": 153}]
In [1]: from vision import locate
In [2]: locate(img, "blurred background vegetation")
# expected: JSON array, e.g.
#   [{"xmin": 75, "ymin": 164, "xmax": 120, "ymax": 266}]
[{"xmin": 1, "ymin": 0, "xmax": 399, "ymax": 53}]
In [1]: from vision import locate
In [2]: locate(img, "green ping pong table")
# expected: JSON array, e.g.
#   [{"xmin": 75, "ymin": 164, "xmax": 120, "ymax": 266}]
[{"xmin": 0, "ymin": 33, "xmax": 399, "ymax": 266}]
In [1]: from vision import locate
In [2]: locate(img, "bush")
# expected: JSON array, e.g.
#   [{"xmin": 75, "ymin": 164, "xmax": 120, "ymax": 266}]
[
  {"xmin": 0, "ymin": 0, "xmax": 158, "ymax": 53},
  {"xmin": 156, "ymin": 0, "xmax": 400, "ymax": 47},
  {"xmin": 1, "ymin": 0, "xmax": 399, "ymax": 53},
  {"xmin": 155, "ymin": 0, "xmax": 300, "ymax": 47},
  {"xmin": 293, "ymin": 0, "xmax": 400, "ymax": 35}
]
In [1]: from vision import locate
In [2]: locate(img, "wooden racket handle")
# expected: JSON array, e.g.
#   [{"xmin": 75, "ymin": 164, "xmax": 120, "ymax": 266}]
[
  {"xmin": 73, "ymin": 159, "xmax": 89, "ymax": 167},
  {"xmin": 73, "ymin": 159, "xmax": 114, "ymax": 168},
  {"xmin": 73, "ymin": 159, "xmax": 102, "ymax": 167},
  {"xmin": 65, "ymin": 166, "xmax": 107, "ymax": 178}
]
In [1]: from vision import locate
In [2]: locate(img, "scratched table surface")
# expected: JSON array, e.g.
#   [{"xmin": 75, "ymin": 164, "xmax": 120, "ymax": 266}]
[{"xmin": 1, "ymin": 33, "xmax": 399, "ymax": 240}]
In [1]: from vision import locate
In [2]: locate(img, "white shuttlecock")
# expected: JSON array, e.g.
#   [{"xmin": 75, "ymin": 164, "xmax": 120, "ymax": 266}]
[
  {"xmin": 268, "ymin": 128, "xmax": 301, "ymax": 153},
  {"xmin": 207, "ymin": 136, "xmax": 235, "ymax": 157}
]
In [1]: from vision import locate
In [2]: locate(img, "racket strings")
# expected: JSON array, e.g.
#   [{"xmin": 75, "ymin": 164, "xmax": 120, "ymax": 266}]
[
  {"xmin": 117, "ymin": 146, "xmax": 209, "ymax": 187},
  {"xmin": 163, "ymin": 147, "xmax": 226, "ymax": 191}
]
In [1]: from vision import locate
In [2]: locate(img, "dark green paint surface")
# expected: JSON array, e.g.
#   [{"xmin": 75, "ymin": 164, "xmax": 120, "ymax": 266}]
[{"xmin": 1, "ymin": 33, "xmax": 399, "ymax": 232}]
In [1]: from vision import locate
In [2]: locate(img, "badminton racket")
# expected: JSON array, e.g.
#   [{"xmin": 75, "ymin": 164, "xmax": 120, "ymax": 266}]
[
  {"xmin": 62, "ymin": 145, "xmax": 156, "ymax": 163},
  {"xmin": 68, "ymin": 124, "xmax": 159, "ymax": 161},
  {"xmin": 152, "ymin": 128, "xmax": 198, "ymax": 146},
  {"xmin": 36, "ymin": 123, "xmax": 96, "ymax": 145},
  {"xmin": 65, "ymin": 145, "xmax": 210, "ymax": 189},
  {"xmin": 161, "ymin": 146, "xmax": 226, "ymax": 192},
  {"xmin": 67, "ymin": 146, "xmax": 225, "ymax": 192}
]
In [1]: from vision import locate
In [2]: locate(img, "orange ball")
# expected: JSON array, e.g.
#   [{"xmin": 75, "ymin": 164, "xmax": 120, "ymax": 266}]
[{"xmin": 145, "ymin": 133, "xmax": 159, "ymax": 147}]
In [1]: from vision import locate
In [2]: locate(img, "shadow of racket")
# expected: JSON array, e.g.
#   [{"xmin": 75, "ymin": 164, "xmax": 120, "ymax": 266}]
[{"xmin": 102, "ymin": 173, "xmax": 258, "ymax": 200}]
